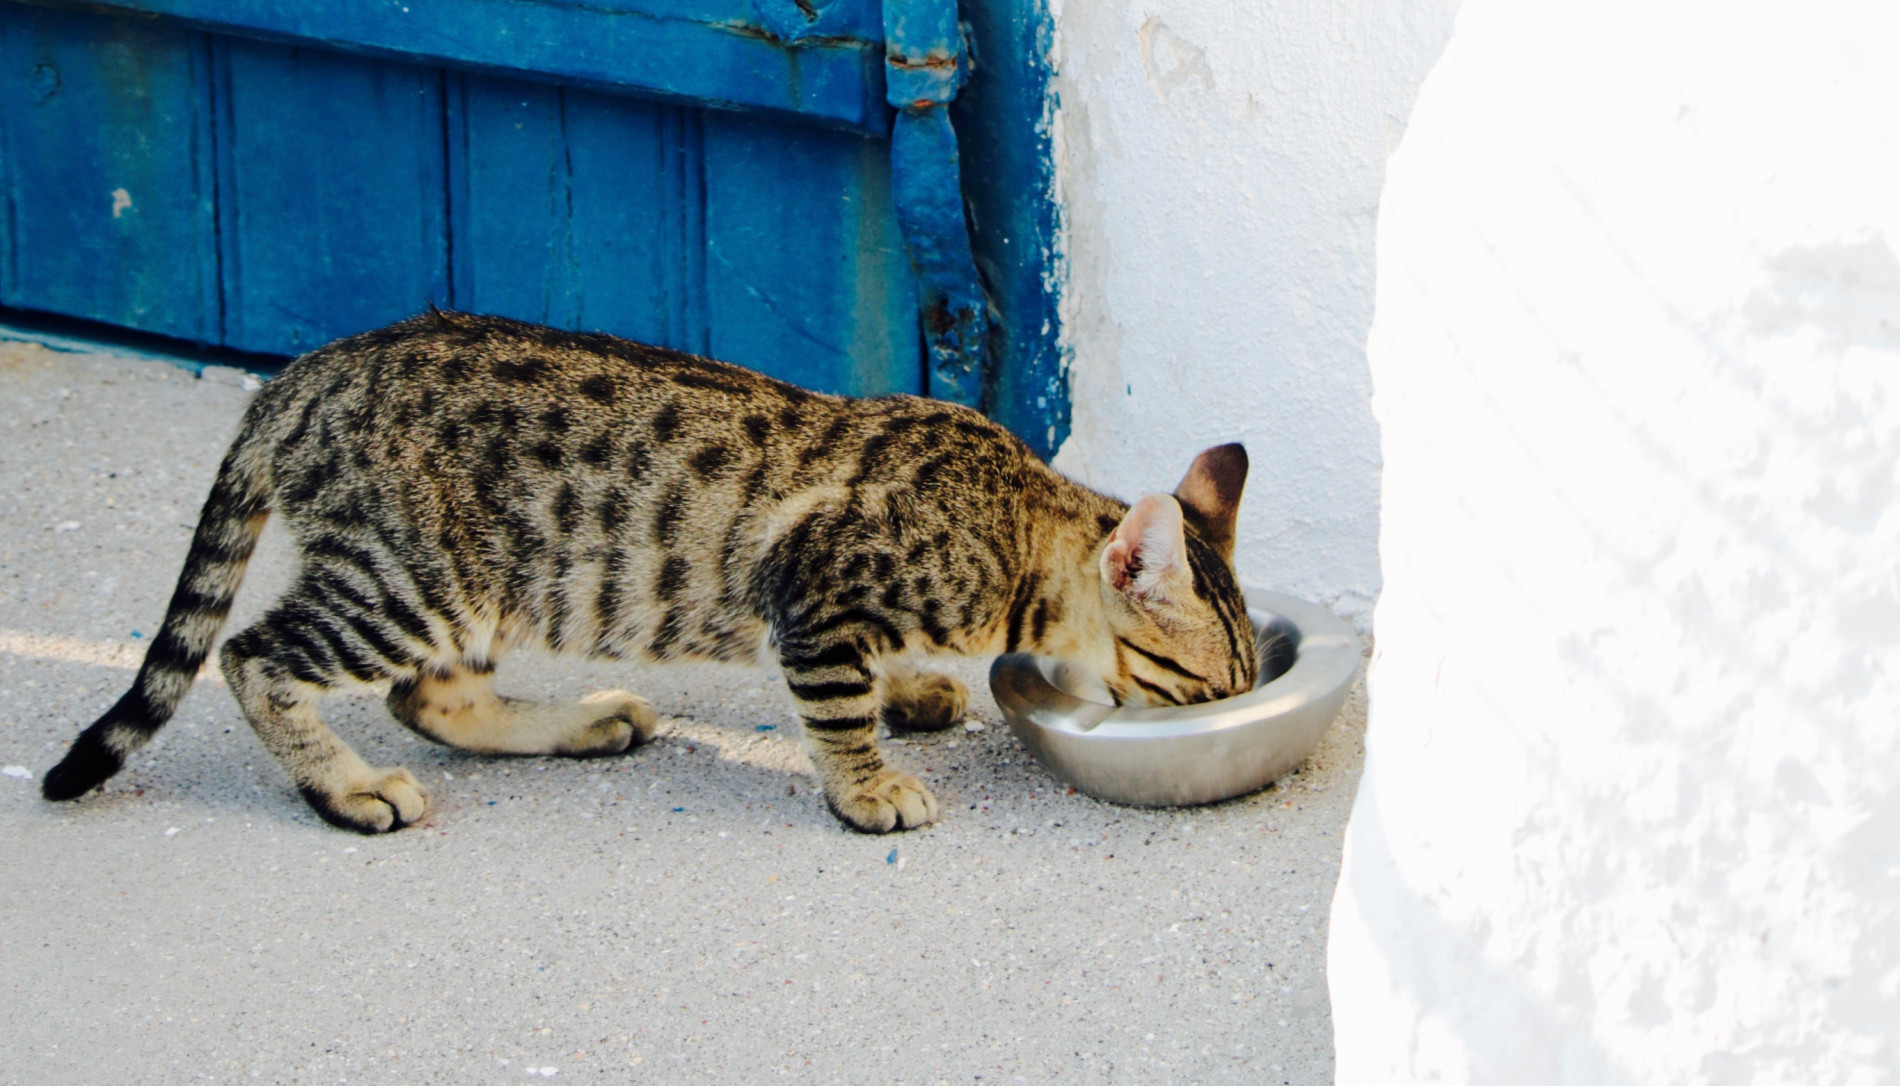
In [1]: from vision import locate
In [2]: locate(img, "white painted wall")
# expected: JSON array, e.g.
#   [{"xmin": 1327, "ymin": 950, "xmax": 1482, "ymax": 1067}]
[
  {"xmin": 1045, "ymin": 0, "xmax": 1459, "ymax": 627},
  {"xmin": 1331, "ymin": 2, "xmax": 1900, "ymax": 1082}
]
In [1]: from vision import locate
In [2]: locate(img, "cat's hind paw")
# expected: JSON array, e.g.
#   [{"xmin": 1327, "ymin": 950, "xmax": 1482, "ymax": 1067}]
[
  {"xmin": 299, "ymin": 767, "xmax": 430, "ymax": 834},
  {"xmin": 825, "ymin": 769, "xmax": 940, "ymax": 834},
  {"xmin": 558, "ymin": 690, "xmax": 660, "ymax": 756}
]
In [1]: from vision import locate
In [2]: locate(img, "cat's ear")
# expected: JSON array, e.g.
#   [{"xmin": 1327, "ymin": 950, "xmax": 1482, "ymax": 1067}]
[
  {"xmin": 1173, "ymin": 443, "xmax": 1248, "ymax": 560},
  {"xmin": 1101, "ymin": 494, "xmax": 1189, "ymax": 604}
]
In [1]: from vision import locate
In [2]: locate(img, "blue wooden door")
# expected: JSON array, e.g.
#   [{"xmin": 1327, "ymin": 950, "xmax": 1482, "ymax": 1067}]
[{"xmin": 0, "ymin": 0, "xmax": 929, "ymax": 398}]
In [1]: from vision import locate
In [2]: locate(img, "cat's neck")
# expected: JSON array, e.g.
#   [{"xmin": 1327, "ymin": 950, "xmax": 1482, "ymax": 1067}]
[{"xmin": 1002, "ymin": 466, "xmax": 1127, "ymax": 676}]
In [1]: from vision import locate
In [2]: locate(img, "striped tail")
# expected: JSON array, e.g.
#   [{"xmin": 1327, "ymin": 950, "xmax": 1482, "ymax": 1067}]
[{"xmin": 42, "ymin": 440, "xmax": 272, "ymax": 801}]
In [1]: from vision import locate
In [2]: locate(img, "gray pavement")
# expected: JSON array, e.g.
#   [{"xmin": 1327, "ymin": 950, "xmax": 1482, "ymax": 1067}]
[{"xmin": 0, "ymin": 337, "xmax": 1365, "ymax": 1085}]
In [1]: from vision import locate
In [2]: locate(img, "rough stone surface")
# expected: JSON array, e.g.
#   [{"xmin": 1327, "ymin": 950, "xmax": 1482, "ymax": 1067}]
[
  {"xmin": 0, "ymin": 340, "xmax": 1362, "ymax": 1084},
  {"xmin": 1331, "ymin": 2, "xmax": 1900, "ymax": 1082},
  {"xmin": 1046, "ymin": 0, "xmax": 1460, "ymax": 629}
]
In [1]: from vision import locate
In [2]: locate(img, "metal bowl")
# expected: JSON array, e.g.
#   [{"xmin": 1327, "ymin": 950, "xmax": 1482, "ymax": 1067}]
[{"xmin": 988, "ymin": 590, "xmax": 1360, "ymax": 807}]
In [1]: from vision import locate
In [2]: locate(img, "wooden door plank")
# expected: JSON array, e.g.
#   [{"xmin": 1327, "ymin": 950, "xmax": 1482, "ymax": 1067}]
[
  {"xmin": 213, "ymin": 37, "xmax": 447, "ymax": 354},
  {"xmin": 0, "ymin": 5, "xmax": 216, "ymax": 341},
  {"xmin": 563, "ymin": 91, "xmax": 708, "ymax": 352},
  {"xmin": 450, "ymin": 75, "xmax": 710, "ymax": 355},
  {"xmin": 444, "ymin": 75, "xmax": 576, "ymax": 329},
  {"xmin": 702, "ymin": 110, "xmax": 919, "ymax": 395},
  {"xmin": 19, "ymin": 0, "xmax": 887, "ymax": 135}
]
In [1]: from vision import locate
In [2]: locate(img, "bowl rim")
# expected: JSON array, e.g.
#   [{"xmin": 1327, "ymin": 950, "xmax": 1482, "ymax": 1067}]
[{"xmin": 990, "ymin": 589, "xmax": 1361, "ymax": 741}]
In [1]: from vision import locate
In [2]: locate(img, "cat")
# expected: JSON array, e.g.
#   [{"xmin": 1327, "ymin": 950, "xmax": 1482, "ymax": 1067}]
[{"xmin": 43, "ymin": 310, "xmax": 1257, "ymax": 834}]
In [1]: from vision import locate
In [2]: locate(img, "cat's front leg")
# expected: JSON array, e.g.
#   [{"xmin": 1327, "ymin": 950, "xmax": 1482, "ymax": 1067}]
[
  {"xmin": 878, "ymin": 659, "xmax": 969, "ymax": 733},
  {"xmin": 779, "ymin": 642, "xmax": 939, "ymax": 833}
]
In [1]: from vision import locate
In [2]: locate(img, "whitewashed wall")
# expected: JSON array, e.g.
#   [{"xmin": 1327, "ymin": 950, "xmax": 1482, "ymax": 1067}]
[
  {"xmin": 1046, "ymin": 0, "xmax": 1459, "ymax": 627},
  {"xmin": 1330, "ymin": 2, "xmax": 1900, "ymax": 1082}
]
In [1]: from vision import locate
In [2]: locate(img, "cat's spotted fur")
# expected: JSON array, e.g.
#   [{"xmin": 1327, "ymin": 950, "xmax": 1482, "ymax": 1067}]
[{"xmin": 44, "ymin": 311, "xmax": 1256, "ymax": 833}]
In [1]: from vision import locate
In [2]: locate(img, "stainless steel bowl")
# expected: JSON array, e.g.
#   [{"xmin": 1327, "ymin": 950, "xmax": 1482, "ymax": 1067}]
[{"xmin": 988, "ymin": 590, "xmax": 1360, "ymax": 807}]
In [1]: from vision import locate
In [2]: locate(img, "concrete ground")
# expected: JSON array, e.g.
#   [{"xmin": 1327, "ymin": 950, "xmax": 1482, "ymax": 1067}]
[{"xmin": 0, "ymin": 338, "xmax": 1366, "ymax": 1086}]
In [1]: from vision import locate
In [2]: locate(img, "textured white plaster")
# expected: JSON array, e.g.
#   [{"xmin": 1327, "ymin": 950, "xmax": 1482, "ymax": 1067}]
[
  {"xmin": 1332, "ymin": 2, "xmax": 1900, "ymax": 1082},
  {"xmin": 1046, "ymin": 0, "xmax": 1459, "ymax": 627}
]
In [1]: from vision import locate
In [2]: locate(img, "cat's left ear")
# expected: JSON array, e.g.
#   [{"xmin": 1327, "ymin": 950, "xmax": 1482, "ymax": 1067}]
[
  {"xmin": 1101, "ymin": 494, "xmax": 1190, "ymax": 605},
  {"xmin": 1173, "ymin": 443, "xmax": 1248, "ymax": 560}
]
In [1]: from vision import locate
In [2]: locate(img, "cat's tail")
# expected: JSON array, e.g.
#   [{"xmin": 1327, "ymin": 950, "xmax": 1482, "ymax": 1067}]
[{"xmin": 42, "ymin": 434, "xmax": 273, "ymax": 801}]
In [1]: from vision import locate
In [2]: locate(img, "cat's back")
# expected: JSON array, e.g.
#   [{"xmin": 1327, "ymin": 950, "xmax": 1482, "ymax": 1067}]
[
  {"xmin": 254, "ymin": 310, "xmax": 1038, "ymax": 496},
  {"xmin": 258, "ymin": 308, "xmax": 794, "ymax": 430}
]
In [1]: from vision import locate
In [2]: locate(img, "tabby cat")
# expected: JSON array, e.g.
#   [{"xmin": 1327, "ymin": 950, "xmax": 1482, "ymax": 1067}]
[{"xmin": 43, "ymin": 311, "xmax": 1256, "ymax": 834}]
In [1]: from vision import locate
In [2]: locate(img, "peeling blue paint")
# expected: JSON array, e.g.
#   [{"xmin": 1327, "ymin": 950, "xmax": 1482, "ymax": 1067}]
[
  {"xmin": 953, "ymin": 0, "xmax": 1066, "ymax": 455},
  {"xmin": 748, "ymin": 0, "xmax": 872, "ymax": 46},
  {"xmin": 891, "ymin": 107, "xmax": 988, "ymax": 406},
  {"xmin": 885, "ymin": 0, "xmax": 988, "ymax": 407},
  {"xmin": 883, "ymin": 0, "xmax": 1063, "ymax": 439}
]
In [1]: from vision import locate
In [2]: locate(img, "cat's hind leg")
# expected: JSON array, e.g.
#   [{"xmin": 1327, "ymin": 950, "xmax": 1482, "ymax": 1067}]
[
  {"xmin": 877, "ymin": 659, "xmax": 969, "ymax": 734},
  {"xmin": 219, "ymin": 608, "xmax": 430, "ymax": 834},
  {"xmin": 385, "ymin": 664, "xmax": 658, "ymax": 758}
]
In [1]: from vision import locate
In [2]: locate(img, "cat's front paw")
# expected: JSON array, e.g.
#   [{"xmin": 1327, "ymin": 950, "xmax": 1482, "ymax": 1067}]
[
  {"xmin": 299, "ymin": 767, "xmax": 430, "ymax": 834},
  {"xmin": 880, "ymin": 672, "xmax": 969, "ymax": 733},
  {"xmin": 824, "ymin": 769, "xmax": 940, "ymax": 833}
]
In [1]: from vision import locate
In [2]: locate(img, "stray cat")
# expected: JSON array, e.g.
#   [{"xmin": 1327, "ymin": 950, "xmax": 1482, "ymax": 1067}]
[{"xmin": 43, "ymin": 311, "xmax": 1256, "ymax": 834}]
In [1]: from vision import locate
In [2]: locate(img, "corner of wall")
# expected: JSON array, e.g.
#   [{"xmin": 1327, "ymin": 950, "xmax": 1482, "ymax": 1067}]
[{"xmin": 1041, "ymin": 0, "xmax": 1460, "ymax": 629}]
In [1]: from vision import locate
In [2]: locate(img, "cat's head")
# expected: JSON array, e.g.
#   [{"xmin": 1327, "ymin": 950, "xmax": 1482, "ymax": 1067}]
[{"xmin": 1096, "ymin": 444, "xmax": 1258, "ymax": 707}]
